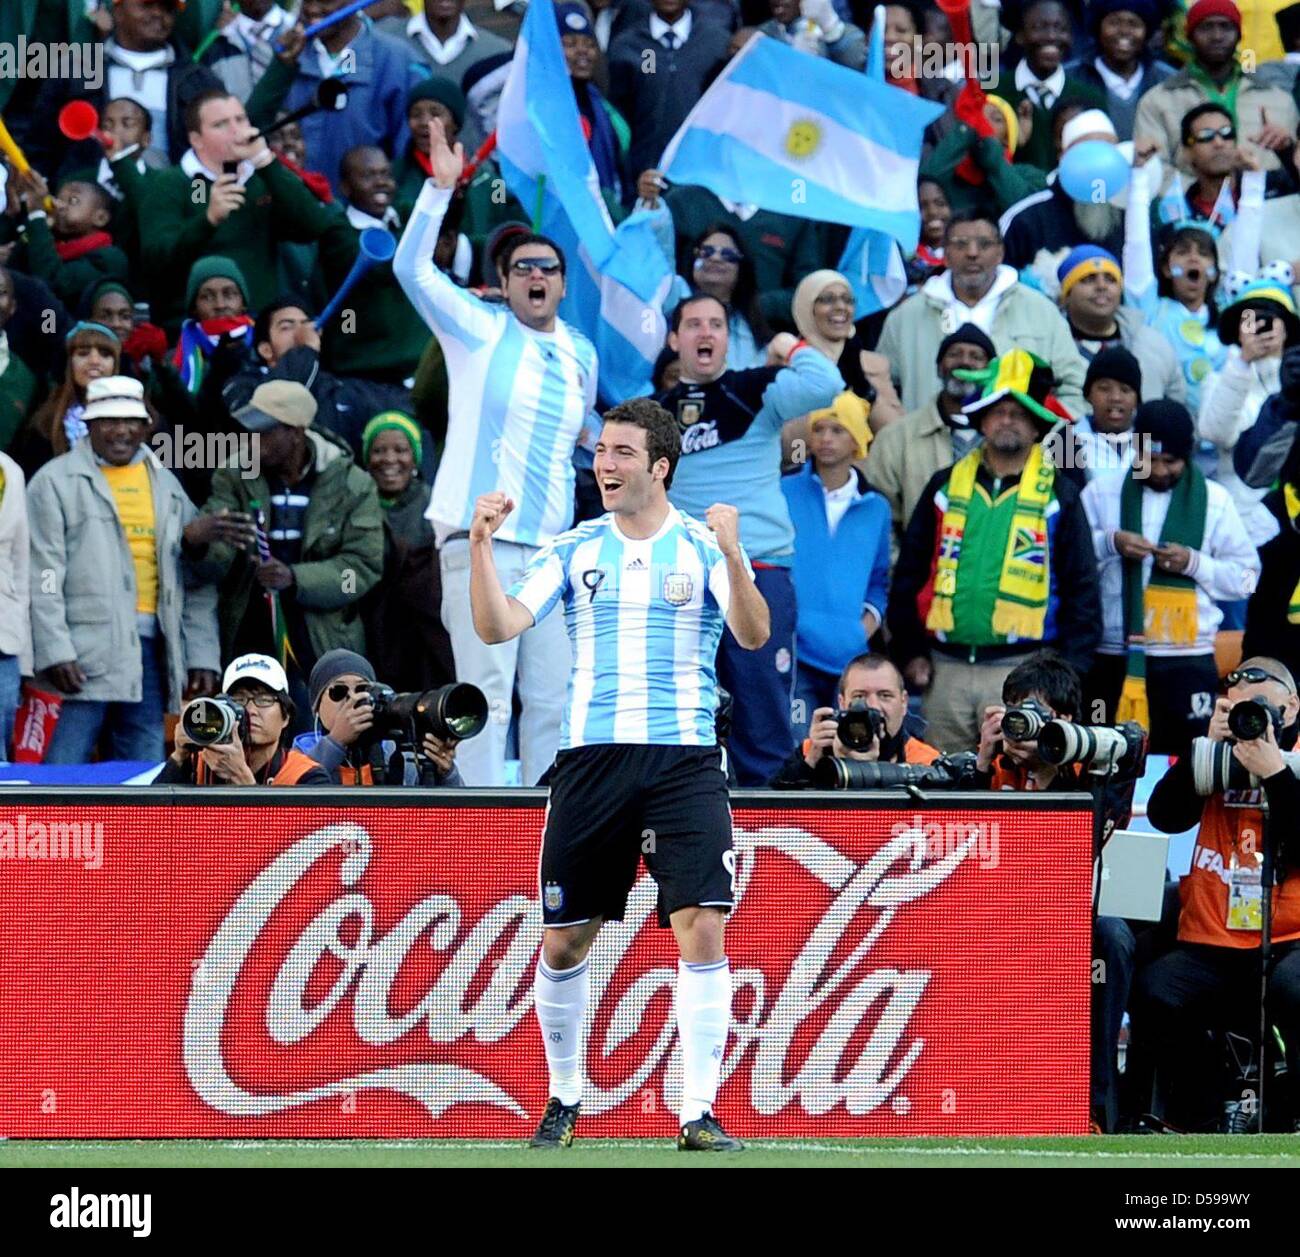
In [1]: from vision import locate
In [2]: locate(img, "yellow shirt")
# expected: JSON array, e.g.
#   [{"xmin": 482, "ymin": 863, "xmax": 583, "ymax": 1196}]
[{"xmin": 100, "ymin": 461, "xmax": 157, "ymax": 615}]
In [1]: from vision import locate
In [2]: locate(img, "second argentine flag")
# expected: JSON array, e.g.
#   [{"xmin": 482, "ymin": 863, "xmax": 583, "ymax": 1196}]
[{"xmin": 659, "ymin": 34, "xmax": 944, "ymax": 246}]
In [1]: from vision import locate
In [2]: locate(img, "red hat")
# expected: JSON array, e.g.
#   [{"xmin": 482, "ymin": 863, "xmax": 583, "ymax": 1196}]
[{"xmin": 1186, "ymin": 0, "xmax": 1242, "ymax": 34}]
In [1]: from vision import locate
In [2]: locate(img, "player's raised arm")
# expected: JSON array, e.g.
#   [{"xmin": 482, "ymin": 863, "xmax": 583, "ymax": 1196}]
[
  {"xmin": 469, "ymin": 493, "xmax": 535, "ymax": 644},
  {"xmin": 706, "ymin": 503, "xmax": 770, "ymax": 650}
]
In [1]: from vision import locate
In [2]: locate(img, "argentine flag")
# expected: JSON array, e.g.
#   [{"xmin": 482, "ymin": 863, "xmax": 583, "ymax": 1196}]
[
  {"xmin": 495, "ymin": 0, "xmax": 672, "ymax": 404},
  {"xmin": 659, "ymin": 32, "xmax": 944, "ymax": 241}
]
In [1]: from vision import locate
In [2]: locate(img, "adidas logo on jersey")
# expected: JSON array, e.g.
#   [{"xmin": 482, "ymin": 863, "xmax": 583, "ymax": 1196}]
[{"xmin": 626, "ymin": 557, "xmax": 647, "ymax": 570}]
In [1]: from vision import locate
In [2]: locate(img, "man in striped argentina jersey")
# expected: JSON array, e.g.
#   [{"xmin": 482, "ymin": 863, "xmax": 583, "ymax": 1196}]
[
  {"xmin": 393, "ymin": 118, "xmax": 596, "ymax": 786},
  {"xmin": 469, "ymin": 397, "xmax": 771, "ymax": 1151}
]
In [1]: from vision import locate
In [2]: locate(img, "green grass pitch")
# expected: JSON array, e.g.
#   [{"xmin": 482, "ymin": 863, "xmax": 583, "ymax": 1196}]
[{"xmin": 4, "ymin": 1136, "xmax": 1300, "ymax": 1169}]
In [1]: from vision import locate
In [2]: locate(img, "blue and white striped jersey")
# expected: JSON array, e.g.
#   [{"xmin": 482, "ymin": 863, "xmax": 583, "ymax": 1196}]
[
  {"xmin": 507, "ymin": 505, "xmax": 750, "ymax": 748},
  {"xmin": 393, "ymin": 182, "xmax": 599, "ymax": 547}
]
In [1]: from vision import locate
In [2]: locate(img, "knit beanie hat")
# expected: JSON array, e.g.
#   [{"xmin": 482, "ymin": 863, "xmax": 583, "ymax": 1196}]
[
  {"xmin": 361, "ymin": 410, "xmax": 423, "ymax": 465},
  {"xmin": 308, "ymin": 649, "xmax": 376, "ymax": 711},
  {"xmin": 1134, "ymin": 399, "xmax": 1195, "ymax": 460},
  {"xmin": 407, "ymin": 76, "xmax": 466, "ymax": 128},
  {"xmin": 936, "ymin": 323, "xmax": 997, "ymax": 364},
  {"xmin": 185, "ymin": 255, "xmax": 250, "ymax": 313},
  {"xmin": 1186, "ymin": 0, "xmax": 1242, "ymax": 35},
  {"xmin": 1084, "ymin": 346, "xmax": 1142, "ymax": 396}
]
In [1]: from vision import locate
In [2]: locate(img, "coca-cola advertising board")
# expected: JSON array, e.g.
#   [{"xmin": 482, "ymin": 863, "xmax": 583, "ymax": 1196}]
[{"xmin": 0, "ymin": 791, "xmax": 1092, "ymax": 1137}]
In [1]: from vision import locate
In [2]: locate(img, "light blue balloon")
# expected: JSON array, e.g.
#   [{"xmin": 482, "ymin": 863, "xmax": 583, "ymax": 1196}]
[{"xmin": 1058, "ymin": 141, "xmax": 1130, "ymax": 204}]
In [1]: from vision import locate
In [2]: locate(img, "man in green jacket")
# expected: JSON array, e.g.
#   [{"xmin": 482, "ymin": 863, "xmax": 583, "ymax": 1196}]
[
  {"xmin": 186, "ymin": 380, "xmax": 384, "ymax": 707},
  {"xmin": 131, "ymin": 87, "xmax": 336, "ymax": 329}
]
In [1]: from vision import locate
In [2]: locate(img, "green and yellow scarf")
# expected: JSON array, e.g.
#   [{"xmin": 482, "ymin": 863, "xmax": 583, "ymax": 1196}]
[
  {"xmin": 1286, "ymin": 483, "xmax": 1300, "ymax": 624},
  {"xmin": 1116, "ymin": 462, "xmax": 1208, "ymax": 728},
  {"xmin": 926, "ymin": 444, "xmax": 1055, "ymax": 640}
]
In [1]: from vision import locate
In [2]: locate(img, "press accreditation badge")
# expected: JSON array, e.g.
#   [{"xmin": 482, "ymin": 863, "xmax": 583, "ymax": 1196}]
[{"xmin": 1227, "ymin": 852, "xmax": 1264, "ymax": 932}]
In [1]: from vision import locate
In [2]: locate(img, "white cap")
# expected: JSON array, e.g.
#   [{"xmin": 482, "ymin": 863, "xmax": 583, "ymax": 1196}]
[
  {"xmin": 1060, "ymin": 109, "xmax": 1118, "ymax": 152},
  {"xmin": 83, "ymin": 375, "xmax": 149, "ymax": 423},
  {"xmin": 222, "ymin": 653, "xmax": 290, "ymax": 697}
]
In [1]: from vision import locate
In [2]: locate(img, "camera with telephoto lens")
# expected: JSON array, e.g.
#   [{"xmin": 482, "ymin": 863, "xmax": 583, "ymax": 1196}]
[
  {"xmin": 180, "ymin": 694, "xmax": 250, "ymax": 747},
  {"xmin": 1000, "ymin": 698, "xmax": 1052, "ymax": 743},
  {"xmin": 834, "ymin": 703, "xmax": 887, "ymax": 753},
  {"xmin": 360, "ymin": 683, "xmax": 489, "ymax": 744},
  {"xmin": 1227, "ymin": 698, "xmax": 1284, "ymax": 743},
  {"xmin": 1036, "ymin": 720, "xmax": 1147, "ymax": 776},
  {"xmin": 813, "ymin": 752, "xmax": 975, "ymax": 791},
  {"xmin": 1191, "ymin": 738, "xmax": 1300, "ymax": 796}
]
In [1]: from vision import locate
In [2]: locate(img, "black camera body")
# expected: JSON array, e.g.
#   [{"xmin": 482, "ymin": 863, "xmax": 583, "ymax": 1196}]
[
  {"xmin": 1227, "ymin": 698, "xmax": 1284, "ymax": 743},
  {"xmin": 1001, "ymin": 699, "xmax": 1052, "ymax": 743},
  {"xmin": 180, "ymin": 694, "xmax": 250, "ymax": 748},
  {"xmin": 834, "ymin": 704, "xmax": 886, "ymax": 753},
  {"xmin": 360, "ymin": 682, "xmax": 489, "ymax": 745}
]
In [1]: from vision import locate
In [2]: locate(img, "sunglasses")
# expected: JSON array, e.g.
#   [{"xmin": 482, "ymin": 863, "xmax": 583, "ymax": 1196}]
[
  {"xmin": 509, "ymin": 257, "xmax": 562, "ymax": 276},
  {"xmin": 326, "ymin": 682, "xmax": 370, "ymax": 703},
  {"xmin": 1225, "ymin": 667, "xmax": 1293, "ymax": 691},
  {"xmin": 1189, "ymin": 125, "xmax": 1235, "ymax": 144},
  {"xmin": 696, "ymin": 245, "xmax": 743, "ymax": 263}
]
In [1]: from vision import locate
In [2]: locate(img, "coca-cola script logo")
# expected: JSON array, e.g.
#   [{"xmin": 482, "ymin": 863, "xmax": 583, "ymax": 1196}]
[{"xmin": 184, "ymin": 822, "xmax": 973, "ymax": 1123}]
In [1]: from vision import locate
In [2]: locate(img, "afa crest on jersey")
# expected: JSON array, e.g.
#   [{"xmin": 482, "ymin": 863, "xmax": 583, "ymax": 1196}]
[
  {"xmin": 544, "ymin": 882, "xmax": 565, "ymax": 912},
  {"xmin": 662, "ymin": 573, "xmax": 694, "ymax": 606}
]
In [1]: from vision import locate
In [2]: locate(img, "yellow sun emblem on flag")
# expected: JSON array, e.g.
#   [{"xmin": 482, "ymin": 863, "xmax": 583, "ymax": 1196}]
[{"xmin": 785, "ymin": 119, "xmax": 822, "ymax": 159}]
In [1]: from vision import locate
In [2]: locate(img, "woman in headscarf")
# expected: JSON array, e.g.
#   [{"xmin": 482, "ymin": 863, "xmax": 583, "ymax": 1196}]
[
  {"xmin": 360, "ymin": 411, "xmax": 455, "ymax": 693},
  {"xmin": 15, "ymin": 320, "xmax": 121, "ymax": 478},
  {"xmin": 792, "ymin": 270, "xmax": 904, "ymax": 430}
]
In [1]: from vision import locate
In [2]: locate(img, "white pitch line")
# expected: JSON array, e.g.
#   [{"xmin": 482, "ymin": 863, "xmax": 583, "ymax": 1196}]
[{"xmin": 6, "ymin": 1139, "xmax": 1299, "ymax": 1161}]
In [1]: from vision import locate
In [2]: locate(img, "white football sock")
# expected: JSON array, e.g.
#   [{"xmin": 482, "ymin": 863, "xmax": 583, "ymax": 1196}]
[
  {"xmin": 534, "ymin": 957, "xmax": 589, "ymax": 1107},
  {"xmin": 675, "ymin": 958, "xmax": 732, "ymax": 1125}
]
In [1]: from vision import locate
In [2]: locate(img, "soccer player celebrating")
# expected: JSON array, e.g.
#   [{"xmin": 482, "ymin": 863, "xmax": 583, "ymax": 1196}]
[{"xmin": 469, "ymin": 397, "xmax": 771, "ymax": 1152}]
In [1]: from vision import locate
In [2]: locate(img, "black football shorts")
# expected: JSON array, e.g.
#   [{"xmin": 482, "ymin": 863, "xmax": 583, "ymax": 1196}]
[{"xmin": 538, "ymin": 743, "xmax": 735, "ymax": 929}]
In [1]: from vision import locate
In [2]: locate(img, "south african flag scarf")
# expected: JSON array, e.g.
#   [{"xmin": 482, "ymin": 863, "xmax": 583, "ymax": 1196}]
[{"xmin": 926, "ymin": 443, "xmax": 1055, "ymax": 640}]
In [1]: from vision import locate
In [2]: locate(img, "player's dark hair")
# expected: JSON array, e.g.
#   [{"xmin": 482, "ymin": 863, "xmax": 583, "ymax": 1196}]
[
  {"xmin": 1002, "ymin": 650, "xmax": 1082, "ymax": 721},
  {"xmin": 184, "ymin": 88, "xmax": 237, "ymax": 138},
  {"xmin": 670, "ymin": 290, "xmax": 728, "ymax": 333},
  {"xmin": 498, "ymin": 232, "xmax": 567, "ymax": 279},
  {"xmin": 602, "ymin": 397, "xmax": 680, "ymax": 489},
  {"xmin": 837, "ymin": 652, "xmax": 905, "ymax": 698}
]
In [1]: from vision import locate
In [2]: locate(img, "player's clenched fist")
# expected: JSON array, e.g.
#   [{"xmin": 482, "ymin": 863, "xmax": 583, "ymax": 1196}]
[
  {"xmin": 705, "ymin": 503, "xmax": 741, "ymax": 557},
  {"xmin": 470, "ymin": 492, "xmax": 515, "ymax": 542}
]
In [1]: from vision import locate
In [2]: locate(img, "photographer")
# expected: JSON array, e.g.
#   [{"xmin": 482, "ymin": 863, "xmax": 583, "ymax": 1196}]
[
  {"xmin": 159, "ymin": 654, "xmax": 329, "ymax": 786},
  {"xmin": 770, "ymin": 654, "xmax": 941, "ymax": 789},
  {"xmin": 1133, "ymin": 657, "xmax": 1300, "ymax": 1132},
  {"xmin": 271, "ymin": 649, "xmax": 465, "ymax": 787},
  {"xmin": 969, "ymin": 650, "xmax": 1152, "ymax": 1132}
]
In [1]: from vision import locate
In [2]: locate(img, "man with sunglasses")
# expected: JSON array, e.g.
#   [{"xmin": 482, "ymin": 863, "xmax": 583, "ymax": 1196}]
[
  {"xmin": 1135, "ymin": 657, "xmax": 1300, "ymax": 1131},
  {"xmin": 272, "ymin": 648, "xmax": 464, "ymax": 786},
  {"xmin": 395, "ymin": 118, "xmax": 594, "ymax": 788},
  {"xmin": 160, "ymin": 654, "xmax": 330, "ymax": 785}
]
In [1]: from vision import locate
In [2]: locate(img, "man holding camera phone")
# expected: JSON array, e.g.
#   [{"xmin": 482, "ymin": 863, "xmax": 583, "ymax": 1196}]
[
  {"xmin": 769, "ymin": 653, "xmax": 941, "ymax": 788},
  {"xmin": 1134, "ymin": 657, "xmax": 1300, "ymax": 1131},
  {"xmin": 161, "ymin": 653, "xmax": 330, "ymax": 786}
]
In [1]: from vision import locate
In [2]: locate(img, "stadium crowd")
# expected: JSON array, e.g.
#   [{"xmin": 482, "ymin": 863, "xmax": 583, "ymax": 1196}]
[{"xmin": 4, "ymin": 0, "xmax": 1300, "ymax": 1134}]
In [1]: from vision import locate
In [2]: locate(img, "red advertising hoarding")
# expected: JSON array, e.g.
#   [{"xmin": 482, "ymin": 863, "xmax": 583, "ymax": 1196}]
[{"xmin": 0, "ymin": 793, "xmax": 1092, "ymax": 1137}]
